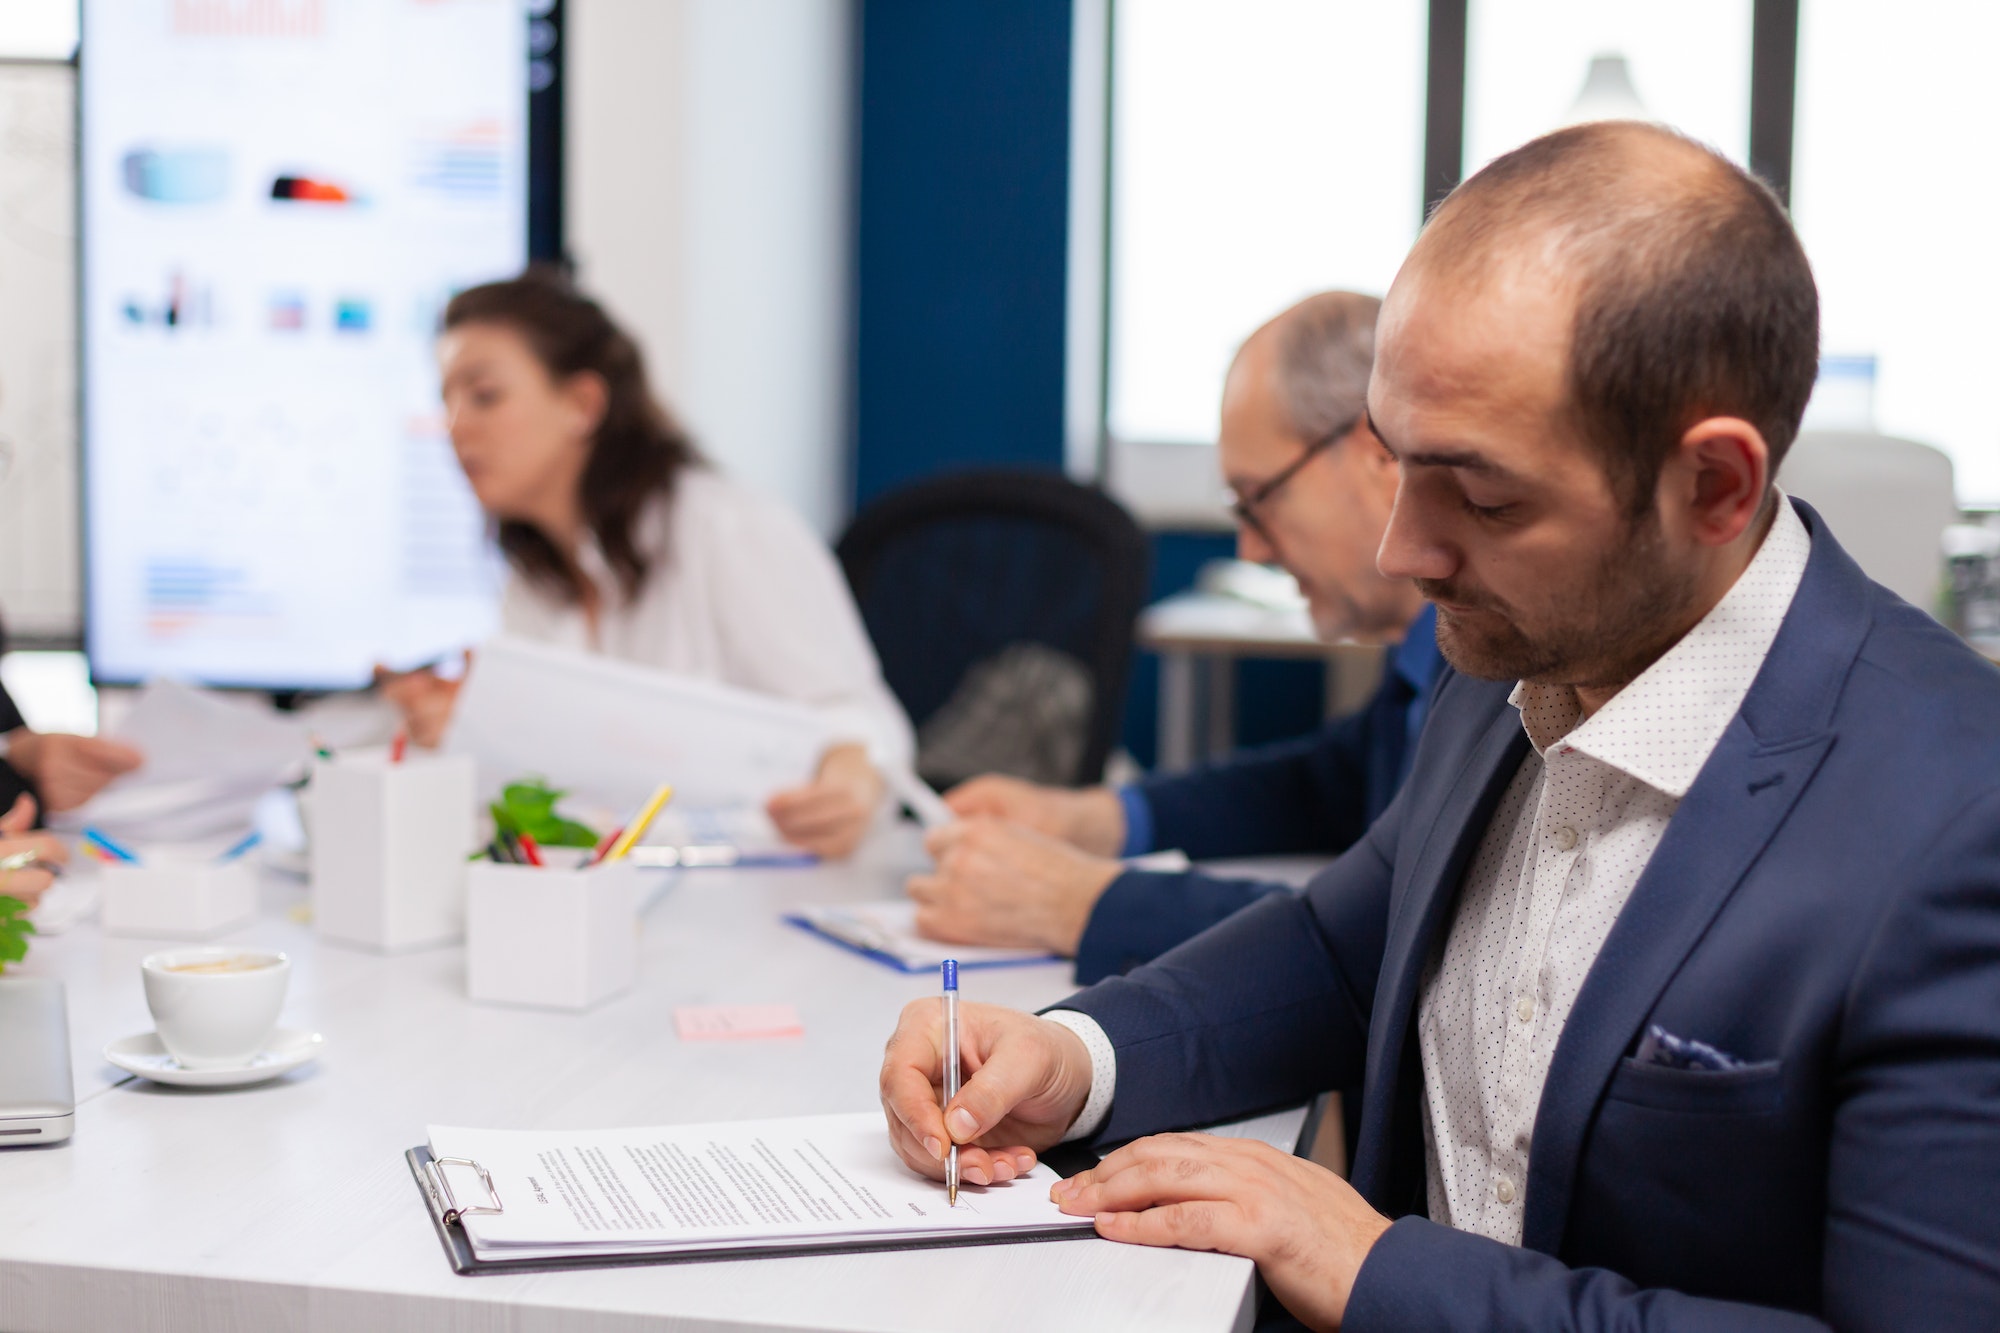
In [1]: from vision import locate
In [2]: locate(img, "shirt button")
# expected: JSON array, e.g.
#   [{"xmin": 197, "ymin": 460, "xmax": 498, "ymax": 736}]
[
  {"xmin": 1494, "ymin": 1174, "xmax": 1517, "ymax": 1205},
  {"xmin": 1556, "ymin": 826, "xmax": 1578, "ymax": 850},
  {"xmin": 1515, "ymin": 996, "xmax": 1535, "ymax": 1023}
]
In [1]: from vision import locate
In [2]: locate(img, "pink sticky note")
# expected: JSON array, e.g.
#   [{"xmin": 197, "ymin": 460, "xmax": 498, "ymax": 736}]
[{"xmin": 674, "ymin": 1003, "xmax": 805, "ymax": 1042}]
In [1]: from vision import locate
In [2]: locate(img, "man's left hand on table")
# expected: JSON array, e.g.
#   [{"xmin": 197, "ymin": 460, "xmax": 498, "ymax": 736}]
[{"xmin": 1051, "ymin": 1133, "xmax": 1393, "ymax": 1332}]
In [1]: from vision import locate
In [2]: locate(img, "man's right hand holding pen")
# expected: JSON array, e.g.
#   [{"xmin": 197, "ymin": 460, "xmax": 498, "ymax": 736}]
[{"xmin": 877, "ymin": 1000, "xmax": 1094, "ymax": 1187}]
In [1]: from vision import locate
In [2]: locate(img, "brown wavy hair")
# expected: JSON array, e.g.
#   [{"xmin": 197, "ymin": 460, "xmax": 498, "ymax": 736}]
[{"xmin": 443, "ymin": 266, "xmax": 702, "ymax": 605}]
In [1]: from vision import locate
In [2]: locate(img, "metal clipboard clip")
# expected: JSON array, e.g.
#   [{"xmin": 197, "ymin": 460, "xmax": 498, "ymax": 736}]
[{"xmin": 423, "ymin": 1155, "xmax": 504, "ymax": 1228}]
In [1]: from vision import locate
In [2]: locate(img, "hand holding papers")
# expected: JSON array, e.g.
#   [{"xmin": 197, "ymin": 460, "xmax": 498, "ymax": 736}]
[{"xmin": 416, "ymin": 1112, "xmax": 1090, "ymax": 1270}]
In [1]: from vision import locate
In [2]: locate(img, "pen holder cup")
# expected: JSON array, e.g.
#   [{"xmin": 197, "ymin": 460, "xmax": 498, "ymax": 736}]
[
  {"xmin": 99, "ymin": 855, "xmax": 258, "ymax": 939},
  {"xmin": 309, "ymin": 750, "xmax": 476, "ymax": 953},
  {"xmin": 466, "ymin": 861, "xmax": 639, "ymax": 1011}
]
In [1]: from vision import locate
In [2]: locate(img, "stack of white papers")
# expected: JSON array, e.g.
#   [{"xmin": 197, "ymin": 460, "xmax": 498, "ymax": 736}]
[
  {"xmin": 56, "ymin": 680, "xmax": 312, "ymax": 841},
  {"xmin": 426, "ymin": 1112, "xmax": 1090, "ymax": 1262},
  {"xmin": 444, "ymin": 636, "xmax": 830, "ymax": 812}
]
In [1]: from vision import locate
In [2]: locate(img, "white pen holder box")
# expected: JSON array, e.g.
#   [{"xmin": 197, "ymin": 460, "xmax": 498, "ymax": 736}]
[
  {"xmin": 466, "ymin": 861, "xmax": 639, "ymax": 1011},
  {"xmin": 310, "ymin": 750, "xmax": 476, "ymax": 952},
  {"xmin": 99, "ymin": 853, "xmax": 258, "ymax": 939}
]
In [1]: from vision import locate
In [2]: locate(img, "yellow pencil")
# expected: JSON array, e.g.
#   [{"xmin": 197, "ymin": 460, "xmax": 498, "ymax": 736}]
[{"xmin": 604, "ymin": 783, "xmax": 674, "ymax": 863}]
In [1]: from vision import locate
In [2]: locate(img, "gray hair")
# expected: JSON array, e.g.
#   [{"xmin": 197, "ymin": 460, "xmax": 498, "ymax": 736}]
[{"xmin": 1265, "ymin": 290, "xmax": 1381, "ymax": 443}]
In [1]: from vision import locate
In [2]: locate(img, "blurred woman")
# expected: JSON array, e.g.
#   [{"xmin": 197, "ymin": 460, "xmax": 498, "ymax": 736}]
[{"xmin": 379, "ymin": 269, "xmax": 911, "ymax": 859}]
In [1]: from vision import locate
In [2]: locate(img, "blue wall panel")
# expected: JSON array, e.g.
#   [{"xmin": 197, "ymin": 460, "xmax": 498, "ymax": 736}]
[
  {"xmin": 852, "ymin": 0, "xmax": 1074, "ymax": 505},
  {"xmin": 851, "ymin": 3, "xmax": 1326, "ymax": 773}
]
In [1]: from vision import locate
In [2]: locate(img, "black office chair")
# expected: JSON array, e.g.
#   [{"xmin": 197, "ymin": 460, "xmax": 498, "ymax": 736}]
[{"xmin": 837, "ymin": 468, "xmax": 1151, "ymax": 789}]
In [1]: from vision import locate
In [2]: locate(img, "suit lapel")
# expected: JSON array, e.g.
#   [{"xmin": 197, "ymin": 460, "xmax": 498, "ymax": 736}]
[{"xmin": 1350, "ymin": 701, "xmax": 1530, "ymax": 1206}]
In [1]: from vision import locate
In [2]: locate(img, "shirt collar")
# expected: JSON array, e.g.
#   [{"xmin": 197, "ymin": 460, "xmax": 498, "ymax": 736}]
[
  {"xmin": 1393, "ymin": 602, "xmax": 1443, "ymax": 699},
  {"xmin": 1507, "ymin": 491, "xmax": 1813, "ymax": 798}
]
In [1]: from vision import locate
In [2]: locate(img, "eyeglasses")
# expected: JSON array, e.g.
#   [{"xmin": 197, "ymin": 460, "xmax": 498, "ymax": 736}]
[{"xmin": 1226, "ymin": 415, "xmax": 1359, "ymax": 545}]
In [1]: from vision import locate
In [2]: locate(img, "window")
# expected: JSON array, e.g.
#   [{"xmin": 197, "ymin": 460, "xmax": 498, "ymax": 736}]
[
  {"xmin": 1465, "ymin": 0, "xmax": 1753, "ymax": 172},
  {"xmin": 0, "ymin": 0, "xmax": 78, "ymax": 60},
  {"xmin": 1791, "ymin": 0, "xmax": 2000, "ymax": 502},
  {"xmin": 1105, "ymin": 0, "xmax": 1429, "ymax": 449}
]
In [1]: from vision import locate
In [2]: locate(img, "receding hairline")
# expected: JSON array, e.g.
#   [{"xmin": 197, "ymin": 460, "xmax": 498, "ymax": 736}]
[
  {"xmin": 1381, "ymin": 120, "xmax": 1819, "ymax": 509},
  {"xmin": 1403, "ymin": 122, "xmax": 1744, "ymax": 296}
]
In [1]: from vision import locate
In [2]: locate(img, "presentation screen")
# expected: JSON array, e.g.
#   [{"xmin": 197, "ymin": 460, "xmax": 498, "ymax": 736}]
[{"xmin": 81, "ymin": 0, "xmax": 530, "ymax": 690}]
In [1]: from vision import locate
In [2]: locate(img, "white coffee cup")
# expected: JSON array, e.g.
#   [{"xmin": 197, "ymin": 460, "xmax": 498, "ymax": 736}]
[{"xmin": 140, "ymin": 947, "xmax": 290, "ymax": 1070}]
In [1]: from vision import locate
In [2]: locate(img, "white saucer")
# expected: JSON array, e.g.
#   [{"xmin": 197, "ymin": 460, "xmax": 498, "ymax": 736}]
[{"xmin": 104, "ymin": 1028, "xmax": 324, "ymax": 1088}]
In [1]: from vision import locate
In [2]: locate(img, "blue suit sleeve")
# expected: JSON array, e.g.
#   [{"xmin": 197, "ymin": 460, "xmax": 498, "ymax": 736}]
[
  {"xmin": 1072, "ymin": 869, "xmax": 1291, "ymax": 985},
  {"xmin": 1346, "ymin": 1221, "xmax": 1827, "ymax": 1331},
  {"xmin": 1346, "ymin": 784, "xmax": 2000, "ymax": 1331},
  {"xmin": 1057, "ymin": 786, "xmax": 1402, "ymax": 1142},
  {"xmin": 1137, "ymin": 707, "xmax": 1376, "ymax": 862}
]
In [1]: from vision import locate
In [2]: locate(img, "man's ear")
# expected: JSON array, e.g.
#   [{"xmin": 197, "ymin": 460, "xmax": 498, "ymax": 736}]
[{"xmin": 1675, "ymin": 416, "xmax": 1771, "ymax": 547}]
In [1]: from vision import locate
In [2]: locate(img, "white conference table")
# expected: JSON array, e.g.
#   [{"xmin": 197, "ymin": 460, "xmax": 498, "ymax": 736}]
[{"xmin": 0, "ymin": 827, "xmax": 1303, "ymax": 1333}]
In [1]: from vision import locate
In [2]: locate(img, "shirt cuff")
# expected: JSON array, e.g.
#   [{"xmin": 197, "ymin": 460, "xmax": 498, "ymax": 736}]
[
  {"xmin": 1115, "ymin": 785, "xmax": 1155, "ymax": 859},
  {"xmin": 1041, "ymin": 1010, "xmax": 1116, "ymax": 1143}
]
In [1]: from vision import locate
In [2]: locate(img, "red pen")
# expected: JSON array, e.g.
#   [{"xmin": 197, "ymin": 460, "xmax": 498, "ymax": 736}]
[
  {"xmin": 587, "ymin": 826, "xmax": 625, "ymax": 868},
  {"xmin": 389, "ymin": 730, "xmax": 408, "ymax": 764},
  {"xmin": 516, "ymin": 832, "xmax": 545, "ymax": 867}
]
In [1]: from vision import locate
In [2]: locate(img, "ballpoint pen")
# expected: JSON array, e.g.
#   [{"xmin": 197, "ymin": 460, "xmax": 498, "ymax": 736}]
[
  {"xmin": 0, "ymin": 849, "xmax": 63, "ymax": 879},
  {"xmin": 943, "ymin": 958, "xmax": 960, "ymax": 1207}
]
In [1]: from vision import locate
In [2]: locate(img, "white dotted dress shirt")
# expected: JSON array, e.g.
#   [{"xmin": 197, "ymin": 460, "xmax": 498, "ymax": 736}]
[
  {"xmin": 1417, "ymin": 495, "xmax": 1810, "ymax": 1243},
  {"xmin": 1052, "ymin": 496, "xmax": 1812, "ymax": 1234}
]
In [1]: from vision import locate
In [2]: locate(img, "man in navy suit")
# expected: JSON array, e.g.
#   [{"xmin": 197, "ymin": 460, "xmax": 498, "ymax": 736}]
[
  {"xmin": 878, "ymin": 122, "xmax": 2000, "ymax": 1329},
  {"xmin": 908, "ymin": 291, "xmax": 1441, "ymax": 984}
]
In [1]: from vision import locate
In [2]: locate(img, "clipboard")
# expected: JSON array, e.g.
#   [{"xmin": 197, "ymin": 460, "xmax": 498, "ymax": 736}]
[
  {"xmin": 406, "ymin": 1143, "xmax": 1103, "ymax": 1276},
  {"xmin": 781, "ymin": 903, "xmax": 1062, "ymax": 975}
]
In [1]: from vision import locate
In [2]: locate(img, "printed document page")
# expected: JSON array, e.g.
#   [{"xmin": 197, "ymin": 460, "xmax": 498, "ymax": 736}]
[
  {"xmin": 427, "ymin": 1111, "xmax": 1090, "ymax": 1260},
  {"xmin": 444, "ymin": 635, "xmax": 830, "ymax": 811}
]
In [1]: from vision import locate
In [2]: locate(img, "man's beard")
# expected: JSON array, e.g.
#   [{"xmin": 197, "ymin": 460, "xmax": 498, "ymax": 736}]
[{"xmin": 1417, "ymin": 511, "xmax": 1702, "ymax": 688}]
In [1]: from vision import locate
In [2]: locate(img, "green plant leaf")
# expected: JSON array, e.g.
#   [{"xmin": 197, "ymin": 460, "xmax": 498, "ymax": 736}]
[
  {"xmin": 0, "ymin": 896, "xmax": 31, "ymax": 969},
  {"xmin": 488, "ymin": 776, "xmax": 599, "ymax": 848}
]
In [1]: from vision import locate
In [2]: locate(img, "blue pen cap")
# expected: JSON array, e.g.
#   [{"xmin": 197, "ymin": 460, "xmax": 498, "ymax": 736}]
[{"xmin": 941, "ymin": 959, "xmax": 958, "ymax": 991}]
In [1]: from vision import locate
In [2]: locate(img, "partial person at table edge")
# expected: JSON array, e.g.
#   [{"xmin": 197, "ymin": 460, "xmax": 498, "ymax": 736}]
[
  {"xmin": 376, "ymin": 269, "xmax": 914, "ymax": 860},
  {"xmin": 909, "ymin": 291, "xmax": 1438, "ymax": 984},
  {"xmin": 0, "ymin": 618, "xmax": 123, "ymax": 904}
]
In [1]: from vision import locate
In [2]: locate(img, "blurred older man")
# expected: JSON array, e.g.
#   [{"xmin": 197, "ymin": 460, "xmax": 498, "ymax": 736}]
[{"xmin": 909, "ymin": 291, "xmax": 1438, "ymax": 983}]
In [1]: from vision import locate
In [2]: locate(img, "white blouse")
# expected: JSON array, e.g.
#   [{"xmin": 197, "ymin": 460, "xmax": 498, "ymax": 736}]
[{"xmin": 499, "ymin": 467, "xmax": 914, "ymax": 768}]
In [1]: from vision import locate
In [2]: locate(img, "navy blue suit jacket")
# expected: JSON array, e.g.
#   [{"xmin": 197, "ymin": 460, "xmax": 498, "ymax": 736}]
[
  {"xmin": 1074, "ymin": 607, "xmax": 1438, "ymax": 983},
  {"xmin": 1061, "ymin": 502, "xmax": 2000, "ymax": 1329}
]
